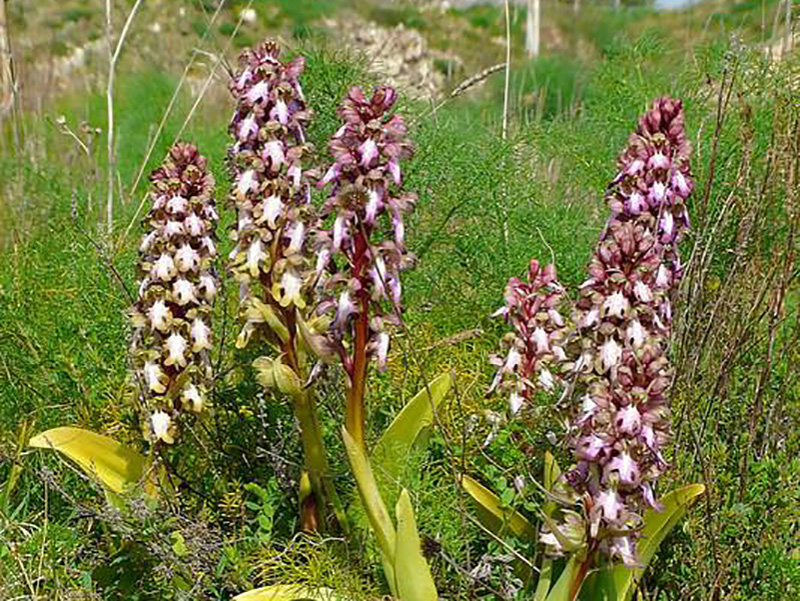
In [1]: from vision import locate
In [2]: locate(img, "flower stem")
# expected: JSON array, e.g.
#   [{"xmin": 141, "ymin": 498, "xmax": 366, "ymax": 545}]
[
  {"xmin": 294, "ymin": 386, "xmax": 350, "ymax": 533},
  {"xmin": 284, "ymin": 308, "xmax": 349, "ymax": 532},
  {"xmin": 346, "ymin": 231, "xmax": 370, "ymax": 449}
]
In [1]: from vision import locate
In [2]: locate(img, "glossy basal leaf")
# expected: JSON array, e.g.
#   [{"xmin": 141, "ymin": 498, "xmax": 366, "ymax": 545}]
[
  {"xmin": 29, "ymin": 427, "xmax": 145, "ymax": 494},
  {"xmin": 534, "ymin": 557, "xmax": 554, "ymax": 601},
  {"xmin": 233, "ymin": 585, "xmax": 343, "ymax": 601},
  {"xmin": 342, "ymin": 427, "xmax": 398, "ymax": 597},
  {"xmin": 534, "ymin": 452, "xmax": 561, "ymax": 601},
  {"xmin": 545, "ymin": 555, "xmax": 583, "ymax": 601},
  {"xmin": 461, "ymin": 474, "xmax": 537, "ymax": 542},
  {"xmin": 373, "ymin": 372, "xmax": 452, "ymax": 479},
  {"xmin": 395, "ymin": 489, "xmax": 439, "ymax": 601},
  {"xmin": 579, "ymin": 484, "xmax": 706, "ymax": 601}
]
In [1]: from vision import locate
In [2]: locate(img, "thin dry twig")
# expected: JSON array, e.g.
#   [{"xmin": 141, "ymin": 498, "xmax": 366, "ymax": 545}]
[{"xmin": 105, "ymin": 0, "xmax": 145, "ymax": 233}]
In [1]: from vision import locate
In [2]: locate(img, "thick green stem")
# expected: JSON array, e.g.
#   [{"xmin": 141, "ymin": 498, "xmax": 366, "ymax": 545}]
[
  {"xmin": 294, "ymin": 387, "xmax": 349, "ymax": 533},
  {"xmin": 282, "ymin": 307, "xmax": 349, "ymax": 532}
]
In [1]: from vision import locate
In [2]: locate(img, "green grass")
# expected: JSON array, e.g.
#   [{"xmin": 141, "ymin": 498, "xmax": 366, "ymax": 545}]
[{"xmin": 1, "ymin": 4, "xmax": 799, "ymax": 599}]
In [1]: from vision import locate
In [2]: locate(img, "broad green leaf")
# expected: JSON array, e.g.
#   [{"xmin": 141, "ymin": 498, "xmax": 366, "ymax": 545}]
[
  {"xmin": 342, "ymin": 427, "xmax": 397, "ymax": 597},
  {"xmin": 545, "ymin": 556, "xmax": 584, "ymax": 601},
  {"xmin": 395, "ymin": 489, "xmax": 438, "ymax": 601},
  {"xmin": 29, "ymin": 427, "xmax": 145, "ymax": 494},
  {"xmin": 373, "ymin": 373, "xmax": 452, "ymax": 479},
  {"xmin": 233, "ymin": 584, "xmax": 343, "ymax": 600},
  {"xmin": 461, "ymin": 474, "xmax": 537, "ymax": 542},
  {"xmin": 544, "ymin": 451, "xmax": 562, "ymax": 491},
  {"xmin": 535, "ymin": 452, "xmax": 560, "ymax": 600},
  {"xmin": 534, "ymin": 558, "xmax": 554, "ymax": 601},
  {"xmin": 579, "ymin": 484, "xmax": 706, "ymax": 601}
]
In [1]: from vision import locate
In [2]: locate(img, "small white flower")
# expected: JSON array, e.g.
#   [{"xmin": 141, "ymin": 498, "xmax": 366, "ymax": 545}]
[
  {"xmin": 239, "ymin": 7, "xmax": 257, "ymax": 24},
  {"xmin": 332, "ymin": 215, "xmax": 347, "ymax": 251},
  {"xmin": 236, "ymin": 67, "xmax": 252, "ymax": 89},
  {"xmin": 182, "ymin": 383, "xmax": 205, "ymax": 413},
  {"xmin": 286, "ymin": 222, "xmax": 305, "ymax": 255},
  {"xmin": 597, "ymin": 488, "xmax": 623, "ymax": 522},
  {"xmin": 288, "ymin": 163, "xmax": 302, "ymax": 189},
  {"xmin": 655, "ymin": 264, "xmax": 671, "ymax": 288},
  {"xmin": 365, "ymin": 188, "xmax": 382, "ymax": 224},
  {"xmin": 603, "ymin": 291, "xmax": 629, "ymax": 319},
  {"xmin": 634, "ymin": 281, "xmax": 653, "ymax": 303},
  {"xmin": 626, "ymin": 319, "xmax": 647, "ymax": 348},
  {"xmin": 277, "ymin": 271, "xmax": 304, "ymax": 308},
  {"xmin": 164, "ymin": 220, "xmax": 184, "ymax": 237},
  {"xmin": 184, "ymin": 213, "xmax": 205, "ymax": 237},
  {"xmin": 191, "ymin": 318, "xmax": 212, "ymax": 352},
  {"xmin": 144, "ymin": 362, "xmax": 167, "ymax": 393},
  {"xmin": 627, "ymin": 191, "xmax": 646, "ymax": 214},
  {"xmin": 315, "ymin": 248, "xmax": 330, "ymax": 275},
  {"xmin": 262, "ymin": 194, "xmax": 285, "ymax": 228},
  {"xmin": 150, "ymin": 410, "xmax": 173, "ymax": 444},
  {"xmin": 335, "ymin": 291, "xmax": 355, "ymax": 329},
  {"xmin": 582, "ymin": 307, "xmax": 600, "ymax": 328},
  {"xmin": 600, "ymin": 338, "xmax": 622, "ymax": 371},
  {"xmin": 165, "ymin": 332, "xmax": 188, "ymax": 367},
  {"xmin": 505, "ymin": 348, "xmax": 522, "ymax": 373},
  {"xmin": 167, "ymin": 195, "xmax": 188, "ymax": 214},
  {"xmin": 245, "ymin": 238, "xmax": 266, "ymax": 277},
  {"xmin": 140, "ymin": 231, "xmax": 158, "ymax": 253},
  {"xmin": 264, "ymin": 140, "xmax": 285, "ymax": 170},
  {"xmin": 509, "ymin": 391, "xmax": 524, "ymax": 415},
  {"xmin": 271, "ymin": 98, "xmax": 289, "ymax": 124},
  {"xmin": 607, "ymin": 452, "xmax": 639, "ymax": 486},
  {"xmin": 175, "ymin": 244, "xmax": 200, "ymax": 273},
  {"xmin": 246, "ymin": 80, "xmax": 269, "ymax": 104},
  {"xmin": 650, "ymin": 181, "xmax": 666, "ymax": 202},
  {"xmin": 172, "ymin": 278, "xmax": 197, "ymax": 306},
  {"xmin": 660, "ymin": 210, "xmax": 675, "ymax": 239},
  {"xmin": 626, "ymin": 159, "xmax": 644, "ymax": 175},
  {"xmin": 538, "ymin": 368, "xmax": 554, "ymax": 391},
  {"xmin": 152, "ymin": 254, "xmax": 176, "ymax": 281},
  {"xmin": 616, "ymin": 404, "xmax": 641, "ymax": 434},
  {"xmin": 673, "ymin": 170, "xmax": 690, "ymax": 196},
  {"xmin": 532, "ymin": 327, "xmax": 550, "ymax": 354},
  {"xmin": 359, "ymin": 138, "xmax": 378, "ymax": 167},
  {"xmin": 148, "ymin": 300, "xmax": 171, "ymax": 331},
  {"xmin": 373, "ymin": 331, "xmax": 390, "ymax": 371},
  {"xmin": 648, "ymin": 151, "xmax": 669, "ymax": 169},
  {"xmin": 237, "ymin": 169, "xmax": 258, "ymax": 197},
  {"xmin": 198, "ymin": 274, "xmax": 217, "ymax": 303},
  {"xmin": 202, "ymin": 236, "xmax": 216, "ymax": 258}
]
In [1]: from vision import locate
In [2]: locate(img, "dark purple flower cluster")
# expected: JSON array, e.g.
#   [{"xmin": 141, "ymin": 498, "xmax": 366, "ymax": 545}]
[
  {"xmin": 227, "ymin": 41, "xmax": 314, "ymax": 348},
  {"xmin": 131, "ymin": 142, "xmax": 218, "ymax": 445},
  {"xmin": 489, "ymin": 260, "xmax": 568, "ymax": 415},
  {"xmin": 315, "ymin": 86, "xmax": 416, "ymax": 376},
  {"xmin": 539, "ymin": 98, "xmax": 694, "ymax": 564}
]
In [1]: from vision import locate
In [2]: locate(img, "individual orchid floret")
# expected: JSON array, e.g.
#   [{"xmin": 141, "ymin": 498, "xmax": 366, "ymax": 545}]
[
  {"xmin": 314, "ymin": 85, "xmax": 416, "ymax": 447},
  {"xmin": 489, "ymin": 259, "xmax": 568, "ymax": 415},
  {"xmin": 129, "ymin": 142, "xmax": 218, "ymax": 446},
  {"xmin": 227, "ymin": 40, "xmax": 315, "ymax": 350},
  {"xmin": 543, "ymin": 97, "xmax": 694, "ymax": 566}
]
